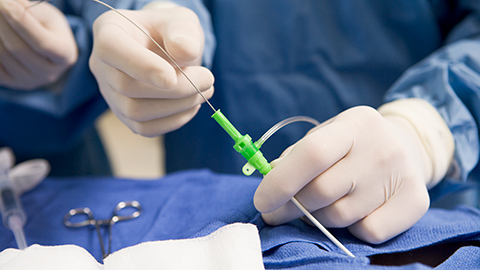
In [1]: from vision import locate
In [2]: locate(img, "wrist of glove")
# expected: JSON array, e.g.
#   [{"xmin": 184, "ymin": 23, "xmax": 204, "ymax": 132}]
[{"xmin": 378, "ymin": 98, "xmax": 455, "ymax": 189}]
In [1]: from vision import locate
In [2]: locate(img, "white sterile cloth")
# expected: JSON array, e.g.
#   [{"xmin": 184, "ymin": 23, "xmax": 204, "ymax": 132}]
[{"xmin": 0, "ymin": 223, "xmax": 265, "ymax": 270}]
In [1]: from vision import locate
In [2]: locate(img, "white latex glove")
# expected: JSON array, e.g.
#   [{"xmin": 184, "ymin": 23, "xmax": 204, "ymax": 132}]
[
  {"xmin": 254, "ymin": 99, "xmax": 454, "ymax": 244},
  {"xmin": 0, "ymin": 0, "xmax": 78, "ymax": 90},
  {"xmin": 89, "ymin": 3, "xmax": 214, "ymax": 137},
  {"xmin": 0, "ymin": 147, "xmax": 50, "ymax": 195}
]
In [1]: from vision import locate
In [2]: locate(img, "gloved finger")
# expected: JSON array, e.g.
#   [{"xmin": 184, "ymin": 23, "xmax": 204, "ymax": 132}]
[
  {"xmin": 0, "ymin": 46, "xmax": 53, "ymax": 90},
  {"xmin": 0, "ymin": 147, "xmax": 14, "ymax": 171},
  {"xmin": 260, "ymin": 200, "xmax": 302, "ymax": 226},
  {"xmin": 288, "ymin": 148, "xmax": 387, "ymax": 227},
  {"xmin": 9, "ymin": 159, "xmax": 50, "ymax": 195},
  {"xmin": 0, "ymin": 49, "xmax": 54, "ymax": 91},
  {"xmin": 104, "ymin": 64, "xmax": 214, "ymax": 99},
  {"xmin": 0, "ymin": 33, "xmax": 32, "ymax": 81},
  {"xmin": 262, "ymin": 149, "xmax": 364, "ymax": 226},
  {"xmin": 107, "ymin": 84, "xmax": 213, "ymax": 122},
  {"xmin": 0, "ymin": 15, "xmax": 53, "ymax": 75},
  {"xmin": 268, "ymin": 156, "xmax": 283, "ymax": 169},
  {"xmin": 295, "ymin": 167, "xmax": 355, "ymax": 213},
  {"xmin": 162, "ymin": 14, "xmax": 204, "ymax": 66},
  {"xmin": 115, "ymin": 105, "xmax": 202, "ymax": 137},
  {"xmin": 1, "ymin": 0, "xmax": 77, "ymax": 65},
  {"xmin": 269, "ymin": 117, "xmax": 335, "ymax": 167},
  {"xmin": 127, "ymin": 6, "xmax": 204, "ymax": 67},
  {"xmin": 91, "ymin": 15, "xmax": 177, "ymax": 90},
  {"xmin": 95, "ymin": 62, "xmax": 213, "ymax": 121},
  {"xmin": 0, "ymin": 6, "xmax": 66, "ymax": 89},
  {"xmin": 348, "ymin": 179, "xmax": 429, "ymax": 244},
  {"xmin": 261, "ymin": 175, "xmax": 354, "ymax": 226},
  {"xmin": 0, "ymin": 60, "xmax": 28, "ymax": 89},
  {"xmin": 254, "ymin": 120, "xmax": 354, "ymax": 214},
  {"xmin": 305, "ymin": 117, "xmax": 335, "ymax": 136},
  {"xmin": 307, "ymin": 195, "xmax": 378, "ymax": 229}
]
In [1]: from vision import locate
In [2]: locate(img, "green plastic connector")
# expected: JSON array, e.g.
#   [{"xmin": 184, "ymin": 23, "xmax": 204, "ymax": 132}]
[{"xmin": 212, "ymin": 110, "xmax": 272, "ymax": 176}]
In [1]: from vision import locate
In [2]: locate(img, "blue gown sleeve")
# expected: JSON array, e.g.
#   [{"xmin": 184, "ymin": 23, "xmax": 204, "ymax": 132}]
[
  {"xmin": 384, "ymin": 3, "xmax": 480, "ymax": 185},
  {"xmin": 0, "ymin": 11, "xmax": 107, "ymax": 156},
  {"xmin": 0, "ymin": 15, "xmax": 99, "ymax": 117}
]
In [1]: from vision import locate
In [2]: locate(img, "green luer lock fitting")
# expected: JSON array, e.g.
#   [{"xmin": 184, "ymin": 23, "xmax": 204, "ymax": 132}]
[{"xmin": 212, "ymin": 110, "xmax": 272, "ymax": 175}]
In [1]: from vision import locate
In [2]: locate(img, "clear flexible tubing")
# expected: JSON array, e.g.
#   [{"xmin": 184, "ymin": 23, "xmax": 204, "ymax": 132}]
[{"xmin": 256, "ymin": 116, "xmax": 320, "ymax": 148}]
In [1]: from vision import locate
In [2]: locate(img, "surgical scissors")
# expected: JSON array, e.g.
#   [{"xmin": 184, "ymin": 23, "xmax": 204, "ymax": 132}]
[{"xmin": 63, "ymin": 201, "xmax": 142, "ymax": 259}]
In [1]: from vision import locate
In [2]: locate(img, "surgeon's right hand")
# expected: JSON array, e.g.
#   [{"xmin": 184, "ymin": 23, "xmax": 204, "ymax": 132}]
[
  {"xmin": 0, "ymin": 0, "xmax": 78, "ymax": 90},
  {"xmin": 89, "ymin": 4, "xmax": 214, "ymax": 137}
]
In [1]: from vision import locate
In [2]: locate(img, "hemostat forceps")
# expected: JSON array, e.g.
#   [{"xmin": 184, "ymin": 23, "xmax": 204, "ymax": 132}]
[{"xmin": 63, "ymin": 201, "xmax": 142, "ymax": 259}]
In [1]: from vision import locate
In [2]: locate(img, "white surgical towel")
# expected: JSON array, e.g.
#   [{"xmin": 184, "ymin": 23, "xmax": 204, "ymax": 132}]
[
  {"xmin": 104, "ymin": 223, "xmax": 265, "ymax": 270},
  {"xmin": 0, "ymin": 223, "xmax": 265, "ymax": 270},
  {"xmin": 0, "ymin": 244, "xmax": 101, "ymax": 270}
]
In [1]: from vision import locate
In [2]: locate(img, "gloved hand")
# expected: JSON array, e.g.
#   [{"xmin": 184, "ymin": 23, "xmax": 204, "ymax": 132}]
[
  {"xmin": 0, "ymin": 147, "xmax": 50, "ymax": 195},
  {"xmin": 89, "ymin": 3, "xmax": 214, "ymax": 137},
  {"xmin": 0, "ymin": 0, "xmax": 78, "ymax": 90},
  {"xmin": 254, "ymin": 99, "xmax": 455, "ymax": 244}
]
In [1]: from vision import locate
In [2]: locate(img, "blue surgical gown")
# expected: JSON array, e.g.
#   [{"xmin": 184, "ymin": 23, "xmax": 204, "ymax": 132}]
[
  {"xmin": 162, "ymin": 0, "xmax": 480, "ymax": 200},
  {"xmin": 2, "ymin": 0, "xmax": 480, "ymax": 194}
]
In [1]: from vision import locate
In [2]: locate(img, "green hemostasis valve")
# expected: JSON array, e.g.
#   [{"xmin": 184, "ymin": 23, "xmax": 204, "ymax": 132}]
[
  {"xmin": 212, "ymin": 110, "xmax": 272, "ymax": 176},
  {"xmin": 212, "ymin": 109, "xmax": 355, "ymax": 257},
  {"xmin": 80, "ymin": 0, "xmax": 354, "ymax": 257}
]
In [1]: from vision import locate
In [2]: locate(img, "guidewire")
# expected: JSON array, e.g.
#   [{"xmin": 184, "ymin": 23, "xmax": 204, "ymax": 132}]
[
  {"xmin": 41, "ymin": 0, "xmax": 354, "ymax": 257},
  {"xmin": 91, "ymin": 0, "xmax": 217, "ymax": 113}
]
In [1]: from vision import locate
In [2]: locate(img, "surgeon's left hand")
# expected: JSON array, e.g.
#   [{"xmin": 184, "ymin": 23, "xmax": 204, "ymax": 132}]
[
  {"xmin": 254, "ymin": 100, "xmax": 454, "ymax": 244},
  {"xmin": 0, "ymin": 0, "xmax": 78, "ymax": 90}
]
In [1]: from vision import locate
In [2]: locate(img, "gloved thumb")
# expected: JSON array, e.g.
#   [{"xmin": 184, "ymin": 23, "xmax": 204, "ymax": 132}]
[
  {"xmin": 143, "ymin": 2, "xmax": 204, "ymax": 65},
  {"xmin": 164, "ymin": 20, "xmax": 203, "ymax": 64}
]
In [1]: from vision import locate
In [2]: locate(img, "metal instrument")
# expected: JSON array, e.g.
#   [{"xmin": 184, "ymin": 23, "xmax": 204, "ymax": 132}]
[{"xmin": 63, "ymin": 201, "xmax": 142, "ymax": 259}]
